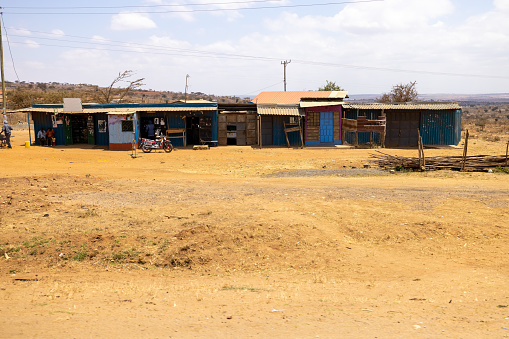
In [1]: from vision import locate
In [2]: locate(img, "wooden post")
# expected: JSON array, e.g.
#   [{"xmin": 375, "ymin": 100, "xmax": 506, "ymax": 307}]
[
  {"xmin": 505, "ymin": 140, "xmax": 509, "ymax": 167},
  {"xmin": 356, "ymin": 108, "xmax": 359, "ymax": 146},
  {"xmin": 417, "ymin": 129, "xmax": 422, "ymax": 168},
  {"xmin": 258, "ymin": 115, "xmax": 262, "ymax": 149},
  {"xmin": 419, "ymin": 136, "xmax": 426, "ymax": 170},
  {"xmin": 284, "ymin": 121, "xmax": 290, "ymax": 148},
  {"xmin": 417, "ymin": 129, "xmax": 425, "ymax": 170},
  {"xmin": 461, "ymin": 130, "xmax": 469, "ymax": 171},
  {"xmin": 299, "ymin": 117, "xmax": 304, "ymax": 149}
]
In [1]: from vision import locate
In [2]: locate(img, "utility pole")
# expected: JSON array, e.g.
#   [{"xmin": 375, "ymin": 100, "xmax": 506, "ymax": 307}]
[
  {"xmin": 0, "ymin": 11, "xmax": 7, "ymax": 119},
  {"xmin": 184, "ymin": 74, "xmax": 190, "ymax": 103},
  {"xmin": 281, "ymin": 60, "xmax": 291, "ymax": 92}
]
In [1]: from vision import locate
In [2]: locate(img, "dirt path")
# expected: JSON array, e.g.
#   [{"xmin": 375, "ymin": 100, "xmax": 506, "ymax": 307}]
[{"xmin": 1, "ymin": 131, "xmax": 509, "ymax": 338}]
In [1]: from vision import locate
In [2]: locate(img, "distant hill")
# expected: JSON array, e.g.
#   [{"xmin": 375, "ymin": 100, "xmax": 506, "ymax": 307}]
[
  {"xmin": 5, "ymin": 80, "xmax": 251, "ymax": 110},
  {"xmin": 348, "ymin": 93, "xmax": 509, "ymax": 103}
]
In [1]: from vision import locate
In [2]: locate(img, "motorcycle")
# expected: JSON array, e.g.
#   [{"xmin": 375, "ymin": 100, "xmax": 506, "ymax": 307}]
[{"xmin": 140, "ymin": 136, "xmax": 173, "ymax": 153}]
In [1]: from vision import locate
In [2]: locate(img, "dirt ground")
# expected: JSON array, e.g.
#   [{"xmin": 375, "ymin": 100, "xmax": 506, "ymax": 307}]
[{"xmin": 1, "ymin": 129, "xmax": 509, "ymax": 338}]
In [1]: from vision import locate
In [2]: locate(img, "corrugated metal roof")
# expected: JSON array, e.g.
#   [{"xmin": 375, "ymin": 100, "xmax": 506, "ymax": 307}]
[
  {"xmin": 106, "ymin": 111, "xmax": 136, "ymax": 115},
  {"xmin": 257, "ymin": 105, "xmax": 302, "ymax": 116},
  {"xmin": 343, "ymin": 102, "xmax": 461, "ymax": 110},
  {"xmin": 300, "ymin": 101, "xmax": 345, "ymax": 108},
  {"xmin": 13, "ymin": 106, "xmax": 217, "ymax": 114},
  {"xmin": 253, "ymin": 91, "xmax": 348, "ymax": 104}
]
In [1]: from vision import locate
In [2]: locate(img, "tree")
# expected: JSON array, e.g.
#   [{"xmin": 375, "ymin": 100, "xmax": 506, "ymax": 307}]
[
  {"xmin": 377, "ymin": 81, "xmax": 418, "ymax": 103},
  {"xmin": 94, "ymin": 70, "xmax": 145, "ymax": 104},
  {"xmin": 318, "ymin": 80, "xmax": 344, "ymax": 91}
]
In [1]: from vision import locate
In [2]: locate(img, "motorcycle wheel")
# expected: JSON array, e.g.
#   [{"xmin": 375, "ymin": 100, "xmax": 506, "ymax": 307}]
[
  {"xmin": 163, "ymin": 141, "xmax": 173, "ymax": 153},
  {"xmin": 142, "ymin": 144, "xmax": 152, "ymax": 153}
]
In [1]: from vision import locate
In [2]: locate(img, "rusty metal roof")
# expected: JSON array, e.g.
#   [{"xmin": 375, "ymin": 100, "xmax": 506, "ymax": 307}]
[
  {"xmin": 253, "ymin": 91, "xmax": 348, "ymax": 104},
  {"xmin": 342, "ymin": 102, "xmax": 461, "ymax": 110}
]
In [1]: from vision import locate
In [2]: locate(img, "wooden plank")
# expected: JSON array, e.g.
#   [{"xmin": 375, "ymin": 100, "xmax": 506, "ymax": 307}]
[
  {"xmin": 285, "ymin": 127, "xmax": 301, "ymax": 133},
  {"xmin": 358, "ymin": 126, "xmax": 386, "ymax": 133},
  {"xmin": 247, "ymin": 129, "xmax": 256, "ymax": 138}
]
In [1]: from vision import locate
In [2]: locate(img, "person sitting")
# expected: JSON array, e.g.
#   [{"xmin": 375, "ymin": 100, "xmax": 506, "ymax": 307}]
[
  {"xmin": 46, "ymin": 128, "xmax": 55, "ymax": 146},
  {"xmin": 37, "ymin": 128, "xmax": 46, "ymax": 146}
]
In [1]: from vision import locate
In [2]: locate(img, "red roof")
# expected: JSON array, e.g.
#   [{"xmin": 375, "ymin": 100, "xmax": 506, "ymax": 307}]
[{"xmin": 253, "ymin": 91, "xmax": 348, "ymax": 104}]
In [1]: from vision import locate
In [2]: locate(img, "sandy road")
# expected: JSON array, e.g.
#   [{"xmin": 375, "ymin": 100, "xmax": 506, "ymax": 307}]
[{"xmin": 1, "ymin": 130, "xmax": 509, "ymax": 338}]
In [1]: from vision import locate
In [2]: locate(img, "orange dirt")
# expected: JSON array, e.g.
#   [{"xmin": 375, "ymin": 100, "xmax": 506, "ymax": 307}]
[{"xmin": 1, "ymin": 130, "xmax": 509, "ymax": 338}]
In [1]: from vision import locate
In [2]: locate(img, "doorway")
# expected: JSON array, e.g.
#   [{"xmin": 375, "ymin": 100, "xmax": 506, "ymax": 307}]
[
  {"xmin": 71, "ymin": 115, "xmax": 88, "ymax": 144},
  {"xmin": 320, "ymin": 112, "xmax": 334, "ymax": 144},
  {"xmin": 186, "ymin": 117, "xmax": 200, "ymax": 145}
]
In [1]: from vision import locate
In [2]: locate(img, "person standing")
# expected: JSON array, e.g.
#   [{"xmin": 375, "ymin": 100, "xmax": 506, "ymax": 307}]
[
  {"xmin": 146, "ymin": 120, "xmax": 155, "ymax": 139},
  {"xmin": 1, "ymin": 119, "xmax": 13, "ymax": 148}
]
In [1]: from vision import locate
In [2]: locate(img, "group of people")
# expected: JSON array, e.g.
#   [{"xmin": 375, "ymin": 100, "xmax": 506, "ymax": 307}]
[
  {"xmin": 1, "ymin": 116, "xmax": 13, "ymax": 148},
  {"xmin": 37, "ymin": 128, "xmax": 56, "ymax": 146}
]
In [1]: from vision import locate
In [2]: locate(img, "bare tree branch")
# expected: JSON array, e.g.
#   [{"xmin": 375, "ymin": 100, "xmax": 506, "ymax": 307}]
[{"xmin": 95, "ymin": 70, "xmax": 145, "ymax": 104}]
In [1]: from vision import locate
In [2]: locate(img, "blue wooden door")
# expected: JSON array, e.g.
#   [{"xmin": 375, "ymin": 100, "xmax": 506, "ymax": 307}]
[{"xmin": 320, "ymin": 112, "xmax": 334, "ymax": 143}]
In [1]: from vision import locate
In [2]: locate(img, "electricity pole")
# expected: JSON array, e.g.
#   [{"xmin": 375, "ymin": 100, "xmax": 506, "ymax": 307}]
[
  {"xmin": 184, "ymin": 74, "xmax": 190, "ymax": 103},
  {"xmin": 281, "ymin": 60, "xmax": 291, "ymax": 91},
  {"xmin": 0, "ymin": 12, "xmax": 7, "ymax": 119}
]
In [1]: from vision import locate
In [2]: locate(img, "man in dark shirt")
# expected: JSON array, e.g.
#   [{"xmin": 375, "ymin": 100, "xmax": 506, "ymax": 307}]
[
  {"xmin": 1, "ymin": 119, "xmax": 13, "ymax": 148},
  {"xmin": 146, "ymin": 121, "xmax": 155, "ymax": 138}
]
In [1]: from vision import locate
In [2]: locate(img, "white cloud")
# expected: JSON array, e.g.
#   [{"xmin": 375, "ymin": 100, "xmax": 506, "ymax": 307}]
[
  {"xmin": 51, "ymin": 29, "xmax": 65, "ymax": 36},
  {"xmin": 147, "ymin": 0, "xmax": 288, "ymax": 22},
  {"xmin": 494, "ymin": 0, "xmax": 509, "ymax": 12},
  {"xmin": 110, "ymin": 12, "xmax": 157, "ymax": 31},
  {"xmin": 10, "ymin": 28, "xmax": 31, "ymax": 36},
  {"xmin": 334, "ymin": 0, "xmax": 455, "ymax": 34},
  {"xmin": 24, "ymin": 40, "xmax": 40, "ymax": 48},
  {"xmin": 92, "ymin": 35, "xmax": 108, "ymax": 42}
]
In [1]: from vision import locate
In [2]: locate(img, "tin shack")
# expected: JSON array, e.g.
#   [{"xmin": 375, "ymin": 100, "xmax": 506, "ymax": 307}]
[
  {"xmin": 342, "ymin": 102, "xmax": 462, "ymax": 147},
  {"xmin": 22, "ymin": 101, "xmax": 218, "ymax": 150},
  {"xmin": 253, "ymin": 91, "xmax": 348, "ymax": 146}
]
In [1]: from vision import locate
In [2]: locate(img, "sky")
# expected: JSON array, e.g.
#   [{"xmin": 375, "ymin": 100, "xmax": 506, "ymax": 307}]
[{"xmin": 1, "ymin": 0, "xmax": 508, "ymax": 97}]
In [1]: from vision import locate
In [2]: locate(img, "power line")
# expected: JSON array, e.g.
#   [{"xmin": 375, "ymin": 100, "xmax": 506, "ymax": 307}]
[
  {"xmin": 6, "ymin": 28, "xmax": 509, "ymax": 81},
  {"xmin": 242, "ymin": 80, "xmax": 284, "ymax": 96},
  {"xmin": 7, "ymin": 29, "xmax": 282, "ymax": 62},
  {"xmin": 290, "ymin": 59, "xmax": 509, "ymax": 80},
  {"xmin": 0, "ymin": 14, "xmax": 20, "ymax": 81},
  {"xmin": 3, "ymin": 0, "xmax": 284, "ymax": 9},
  {"xmin": 2, "ymin": 1, "xmax": 384, "ymax": 14}
]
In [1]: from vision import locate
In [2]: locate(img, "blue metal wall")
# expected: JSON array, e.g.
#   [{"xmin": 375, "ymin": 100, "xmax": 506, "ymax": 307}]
[
  {"xmin": 345, "ymin": 131, "xmax": 381, "ymax": 145},
  {"xmin": 211, "ymin": 110, "xmax": 218, "ymax": 142},
  {"xmin": 94, "ymin": 113, "xmax": 109, "ymax": 146},
  {"xmin": 420, "ymin": 109, "xmax": 462, "ymax": 145},
  {"xmin": 272, "ymin": 116, "xmax": 301, "ymax": 146},
  {"xmin": 33, "ymin": 112, "xmax": 110, "ymax": 146},
  {"xmin": 344, "ymin": 108, "xmax": 461, "ymax": 146},
  {"xmin": 344, "ymin": 109, "xmax": 381, "ymax": 145},
  {"xmin": 32, "ymin": 112, "xmax": 65, "ymax": 145},
  {"xmin": 166, "ymin": 114, "xmax": 186, "ymax": 147}
]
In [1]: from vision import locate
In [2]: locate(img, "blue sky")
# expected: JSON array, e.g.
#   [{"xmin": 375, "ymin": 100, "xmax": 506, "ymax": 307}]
[{"xmin": 1, "ymin": 0, "xmax": 508, "ymax": 97}]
